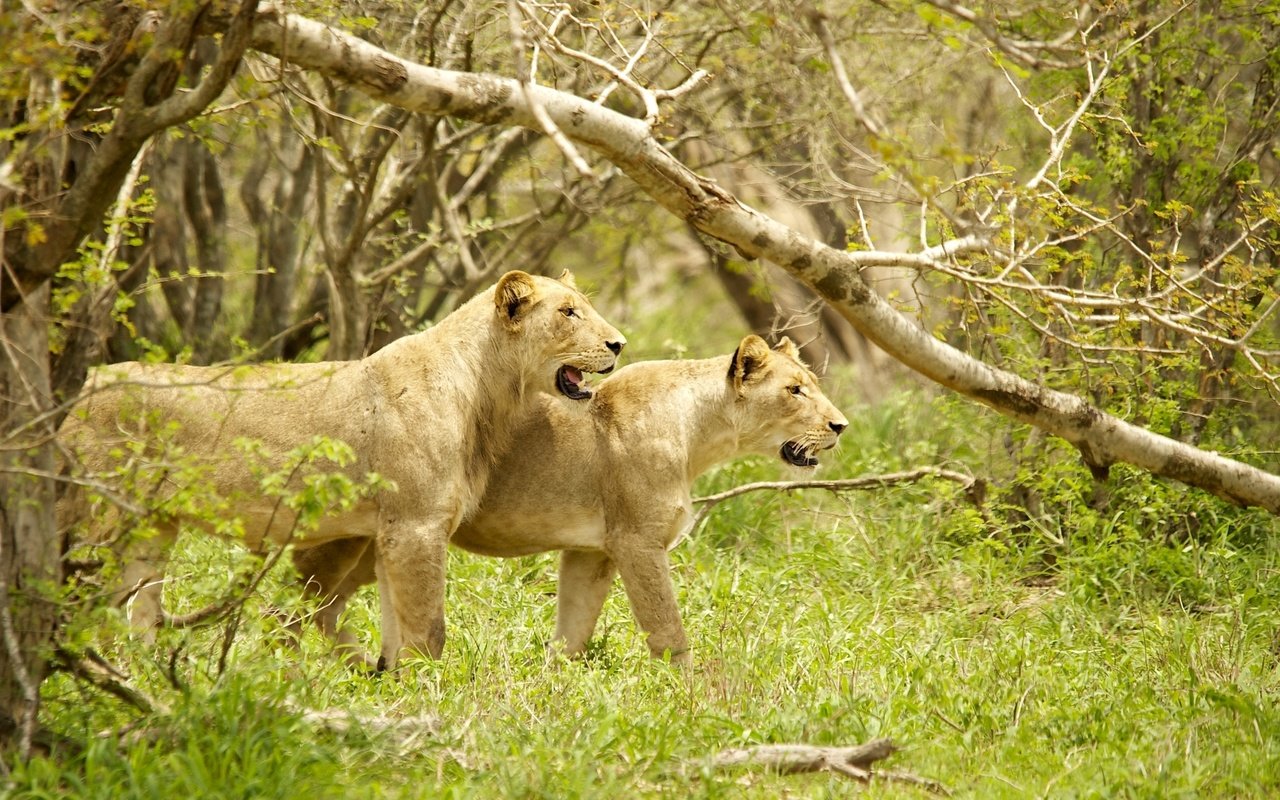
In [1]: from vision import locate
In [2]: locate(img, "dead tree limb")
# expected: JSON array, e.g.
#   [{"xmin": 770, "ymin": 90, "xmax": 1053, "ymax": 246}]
[
  {"xmin": 242, "ymin": 4, "xmax": 1280, "ymax": 514},
  {"xmin": 54, "ymin": 647, "xmax": 170, "ymax": 716},
  {"xmin": 688, "ymin": 468, "xmax": 984, "ymax": 534},
  {"xmin": 712, "ymin": 738, "xmax": 948, "ymax": 794},
  {"xmin": 284, "ymin": 701, "xmax": 445, "ymax": 756},
  {"xmin": 694, "ymin": 468, "xmax": 982, "ymax": 508},
  {"xmin": 294, "ymin": 706, "xmax": 439, "ymax": 738},
  {"xmin": 713, "ymin": 738, "xmax": 896, "ymax": 772}
]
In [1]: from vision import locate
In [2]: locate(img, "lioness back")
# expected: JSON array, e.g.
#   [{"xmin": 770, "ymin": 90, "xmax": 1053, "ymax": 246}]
[{"xmin": 68, "ymin": 360, "xmax": 373, "ymax": 504}]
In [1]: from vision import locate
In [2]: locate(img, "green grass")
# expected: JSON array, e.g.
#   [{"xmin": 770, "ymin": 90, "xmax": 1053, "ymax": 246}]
[{"xmin": 11, "ymin": 387, "xmax": 1280, "ymax": 798}]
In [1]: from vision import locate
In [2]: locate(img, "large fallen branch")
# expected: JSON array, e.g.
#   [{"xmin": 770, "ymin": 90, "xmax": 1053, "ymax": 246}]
[
  {"xmin": 712, "ymin": 738, "xmax": 948, "ymax": 793},
  {"xmin": 242, "ymin": 4, "xmax": 1280, "ymax": 514},
  {"xmin": 289, "ymin": 704, "xmax": 441, "ymax": 747}
]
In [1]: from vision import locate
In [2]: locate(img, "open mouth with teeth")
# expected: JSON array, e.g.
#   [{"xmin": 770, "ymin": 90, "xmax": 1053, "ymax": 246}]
[
  {"xmin": 556, "ymin": 365, "xmax": 593, "ymax": 400},
  {"xmin": 780, "ymin": 441, "xmax": 819, "ymax": 468},
  {"xmin": 555, "ymin": 359, "xmax": 616, "ymax": 400}
]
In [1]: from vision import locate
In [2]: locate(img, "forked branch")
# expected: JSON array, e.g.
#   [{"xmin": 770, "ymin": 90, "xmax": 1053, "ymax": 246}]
[
  {"xmin": 513, "ymin": 0, "xmax": 708, "ymax": 125},
  {"xmin": 712, "ymin": 738, "xmax": 949, "ymax": 794},
  {"xmin": 688, "ymin": 468, "xmax": 983, "ymax": 534},
  {"xmin": 241, "ymin": 3, "xmax": 1280, "ymax": 515},
  {"xmin": 54, "ymin": 647, "xmax": 170, "ymax": 716}
]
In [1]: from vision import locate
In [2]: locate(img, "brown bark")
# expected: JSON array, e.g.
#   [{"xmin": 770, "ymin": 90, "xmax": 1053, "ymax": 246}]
[
  {"xmin": 0, "ymin": 285, "xmax": 60, "ymax": 755},
  {"xmin": 0, "ymin": 1, "xmax": 256, "ymax": 752},
  {"xmin": 151, "ymin": 150, "xmax": 195, "ymax": 330},
  {"xmin": 182, "ymin": 139, "xmax": 229, "ymax": 363},
  {"xmin": 244, "ymin": 138, "xmax": 315, "ymax": 358}
]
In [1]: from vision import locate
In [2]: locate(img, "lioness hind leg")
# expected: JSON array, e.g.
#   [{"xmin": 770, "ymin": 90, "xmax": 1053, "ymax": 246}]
[
  {"xmin": 553, "ymin": 550, "xmax": 617, "ymax": 658},
  {"xmin": 112, "ymin": 522, "xmax": 178, "ymax": 642},
  {"xmin": 293, "ymin": 538, "xmax": 377, "ymax": 667},
  {"xmin": 328, "ymin": 542, "xmax": 377, "ymax": 663}
]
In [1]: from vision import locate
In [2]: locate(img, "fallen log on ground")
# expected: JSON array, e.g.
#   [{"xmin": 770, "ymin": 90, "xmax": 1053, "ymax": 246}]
[{"xmin": 711, "ymin": 738, "xmax": 949, "ymax": 794}]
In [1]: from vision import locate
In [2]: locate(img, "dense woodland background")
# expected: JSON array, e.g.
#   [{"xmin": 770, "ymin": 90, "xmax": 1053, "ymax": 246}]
[{"xmin": 3, "ymin": 1, "xmax": 1280, "ymax": 795}]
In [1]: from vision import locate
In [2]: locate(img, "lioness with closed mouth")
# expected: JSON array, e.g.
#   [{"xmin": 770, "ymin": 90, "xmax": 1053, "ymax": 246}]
[
  {"xmin": 294, "ymin": 334, "xmax": 848, "ymax": 665},
  {"xmin": 60, "ymin": 270, "xmax": 625, "ymax": 668}
]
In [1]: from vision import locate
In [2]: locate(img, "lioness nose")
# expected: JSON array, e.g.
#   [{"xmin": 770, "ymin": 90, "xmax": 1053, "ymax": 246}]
[
  {"xmin": 829, "ymin": 421, "xmax": 847, "ymax": 435},
  {"xmin": 606, "ymin": 340, "xmax": 624, "ymax": 355}
]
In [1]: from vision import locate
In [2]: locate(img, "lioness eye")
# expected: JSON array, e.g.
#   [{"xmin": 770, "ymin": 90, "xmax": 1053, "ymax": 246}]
[
  {"xmin": 562, "ymin": 307, "xmax": 577, "ymax": 318},
  {"xmin": 788, "ymin": 385, "xmax": 803, "ymax": 396}
]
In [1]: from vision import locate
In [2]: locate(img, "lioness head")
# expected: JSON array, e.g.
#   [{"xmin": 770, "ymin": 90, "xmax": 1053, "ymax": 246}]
[
  {"xmin": 728, "ymin": 334, "xmax": 849, "ymax": 468},
  {"xmin": 495, "ymin": 269, "xmax": 626, "ymax": 400}
]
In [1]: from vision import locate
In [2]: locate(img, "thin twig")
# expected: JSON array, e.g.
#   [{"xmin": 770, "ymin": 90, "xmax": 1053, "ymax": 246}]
[
  {"xmin": 687, "ymin": 468, "xmax": 981, "ymax": 536},
  {"xmin": 876, "ymin": 768, "xmax": 953, "ymax": 795},
  {"xmin": 807, "ymin": 8, "xmax": 884, "ymax": 139},
  {"xmin": 162, "ymin": 567, "xmax": 255, "ymax": 628},
  {"xmin": 215, "ymin": 499, "xmax": 303, "ymax": 676},
  {"xmin": 0, "ymin": 465, "xmax": 148, "ymax": 518},
  {"xmin": 920, "ymin": 0, "xmax": 1085, "ymax": 69},
  {"xmin": 694, "ymin": 468, "xmax": 979, "ymax": 507},
  {"xmin": 675, "ymin": 469, "xmax": 983, "ymax": 552},
  {"xmin": 507, "ymin": 0, "xmax": 595, "ymax": 178}
]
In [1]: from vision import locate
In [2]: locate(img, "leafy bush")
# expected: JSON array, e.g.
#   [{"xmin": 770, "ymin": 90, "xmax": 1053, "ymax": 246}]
[{"xmin": 13, "ymin": 369, "xmax": 1280, "ymax": 797}]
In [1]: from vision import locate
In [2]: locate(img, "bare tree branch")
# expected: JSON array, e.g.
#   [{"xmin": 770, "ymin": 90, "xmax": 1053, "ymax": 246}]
[
  {"xmin": 687, "ymin": 468, "xmax": 983, "ymax": 535},
  {"xmin": 54, "ymin": 648, "xmax": 170, "ymax": 717},
  {"xmin": 806, "ymin": 8, "xmax": 885, "ymax": 139},
  {"xmin": 713, "ymin": 737, "xmax": 895, "ymax": 771},
  {"xmin": 507, "ymin": 0, "xmax": 595, "ymax": 178},
  {"xmin": 920, "ymin": 0, "xmax": 1088, "ymax": 70},
  {"xmin": 711, "ymin": 737, "xmax": 949, "ymax": 794},
  {"xmin": 244, "ymin": 5, "xmax": 1280, "ymax": 514}
]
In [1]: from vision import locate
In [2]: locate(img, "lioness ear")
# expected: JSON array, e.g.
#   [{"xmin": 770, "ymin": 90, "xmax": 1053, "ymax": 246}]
[
  {"xmin": 728, "ymin": 334, "xmax": 772, "ymax": 393},
  {"xmin": 495, "ymin": 270, "xmax": 538, "ymax": 323},
  {"xmin": 773, "ymin": 336, "xmax": 801, "ymax": 361},
  {"xmin": 557, "ymin": 269, "xmax": 579, "ymax": 291}
]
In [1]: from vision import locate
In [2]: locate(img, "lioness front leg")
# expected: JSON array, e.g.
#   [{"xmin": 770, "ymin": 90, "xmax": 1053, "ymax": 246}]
[
  {"xmin": 611, "ymin": 540, "xmax": 690, "ymax": 666},
  {"xmin": 553, "ymin": 550, "xmax": 617, "ymax": 657},
  {"xmin": 376, "ymin": 517, "xmax": 450, "ymax": 668}
]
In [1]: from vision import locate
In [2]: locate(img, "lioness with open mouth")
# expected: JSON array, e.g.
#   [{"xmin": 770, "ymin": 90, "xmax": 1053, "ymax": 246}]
[
  {"xmin": 294, "ymin": 334, "xmax": 847, "ymax": 666},
  {"xmin": 61, "ymin": 270, "xmax": 625, "ymax": 668}
]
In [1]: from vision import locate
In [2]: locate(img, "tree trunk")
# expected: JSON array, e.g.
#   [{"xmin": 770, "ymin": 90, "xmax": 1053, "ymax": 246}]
[
  {"xmin": 151, "ymin": 148, "xmax": 195, "ymax": 331},
  {"xmin": 0, "ymin": 0, "xmax": 257, "ymax": 754},
  {"xmin": 0, "ymin": 286, "xmax": 60, "ymax": 754},
  {"xmin": 2, "ymin": 0, "xmax": 258, "ymax": 314},
  {"xmin": 244, "ymin": 138, "xmax": 315, "ymax": 358},
  {"xmin": 247, "ymin": 6, "xmax": 1280, "ymax": 513},
  {"xmin": 183, "ymin": 139, "xmax": 229, "ymax": 363}
]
